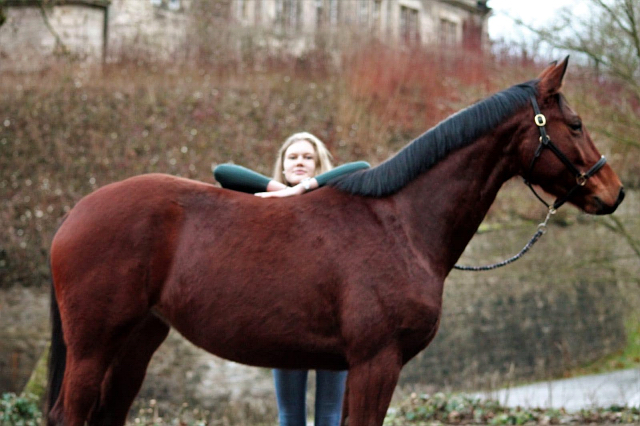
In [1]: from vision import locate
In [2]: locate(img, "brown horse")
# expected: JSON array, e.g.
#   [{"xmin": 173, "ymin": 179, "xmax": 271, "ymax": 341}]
[{"xmin": 47, "ymin": 58, "xmax": 624, "ymax": 426}]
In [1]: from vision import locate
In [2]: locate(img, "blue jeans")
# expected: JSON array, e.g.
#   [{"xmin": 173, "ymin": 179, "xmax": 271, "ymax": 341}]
[{"xmin": 273, "ymin": 369, "xmax": 348, "ymax": 426}]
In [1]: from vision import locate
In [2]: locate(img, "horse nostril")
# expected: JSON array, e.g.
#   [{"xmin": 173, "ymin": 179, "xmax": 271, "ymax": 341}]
[{"xmin": 617, "ymin": 187, "xmax": 625, "ymax": 205}]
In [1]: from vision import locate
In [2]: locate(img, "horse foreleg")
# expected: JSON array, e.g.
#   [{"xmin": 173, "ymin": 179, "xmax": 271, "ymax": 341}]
[
  {"xmin": 346, "ymin": 346, "xmax": 401, "ymax": 426},
  {"xmin": 89, "ymin": 314, "xmax": 170, "ymax": 426}
]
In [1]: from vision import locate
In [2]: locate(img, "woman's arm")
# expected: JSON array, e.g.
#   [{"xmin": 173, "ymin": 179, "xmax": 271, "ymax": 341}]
[
  {"xmin": 213, "ymin": 164, "xmax": 286, "ymax": 194},
  {"xmin": 314, "ymin": 161, "xmax": 370, "ymax": 186},
  {"xmin": 255, "ymin": 161, "xmax": 370, "ymax": 198}
]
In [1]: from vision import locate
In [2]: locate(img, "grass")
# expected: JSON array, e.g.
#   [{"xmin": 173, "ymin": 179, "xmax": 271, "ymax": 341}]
[
  {"xmin": 567, "ymin": 318, "xmax": 640, "ymax": 376},
  {"xmin": 385, "ymin": 392, "xmax": 640, "ymax": 425},
  {"xmin": 6, "ymin": 392, "xmax": 637, "ymax": 425}
]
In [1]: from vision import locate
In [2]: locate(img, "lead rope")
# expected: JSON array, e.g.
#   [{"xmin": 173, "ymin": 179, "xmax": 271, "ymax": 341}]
[{"xmin": 453, "ymin": 207, "xmax": 556, "ymax": 271}]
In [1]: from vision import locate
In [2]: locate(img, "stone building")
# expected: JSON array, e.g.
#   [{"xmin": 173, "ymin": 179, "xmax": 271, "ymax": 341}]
[
  {"xmin": 233, "ymin": 0, "xmax": 490, "ymax": 48},
  {"xmin": 0, "ymin": 0, "xmax": 110, "ymax": 72},
  {"xmin": 0, "ymin": 0, "xmax": 490, "ymax": 72},
  {"xmin": 0, "ymin": 0, "xmax": 189, "ymax": 72}
]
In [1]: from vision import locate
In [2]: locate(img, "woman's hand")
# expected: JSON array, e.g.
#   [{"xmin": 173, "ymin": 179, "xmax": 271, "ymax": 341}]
[
  {"xmin": 256, "ymin": 178, "xmax": 318, "ymax": 198},
  {"xmin": 255, "ymin": 184, "xmax": 306, "ymax": 198},
  {"xmin": 266, "ymin": 180, "xmax": 288, "ymax": 192}
]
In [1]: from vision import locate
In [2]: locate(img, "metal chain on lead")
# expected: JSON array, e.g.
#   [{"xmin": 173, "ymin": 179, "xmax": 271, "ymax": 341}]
[{"xmin": 453, "ymin": 207, "xmax": 556, "ymax": 272}]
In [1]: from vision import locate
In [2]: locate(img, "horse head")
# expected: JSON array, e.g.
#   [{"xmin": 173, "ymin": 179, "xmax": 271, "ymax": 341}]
[{"xmin": 518, "ymin": 57, "xmax": 624, "ymax": 215}]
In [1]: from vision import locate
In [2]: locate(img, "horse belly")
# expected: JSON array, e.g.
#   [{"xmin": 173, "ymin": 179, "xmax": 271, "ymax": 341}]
[{"xmin": 155, "ymin": 272, "xmax": 348, "ymax": 370}]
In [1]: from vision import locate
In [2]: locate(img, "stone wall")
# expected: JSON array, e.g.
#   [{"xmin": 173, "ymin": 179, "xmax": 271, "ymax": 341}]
[
  {"xmin": 0, "ymin": 276, "xmax": 626, "ymax": 400},
  {"xmin": 401, "ymin": 279, "xmax": 626, "ymax": 389},
  {"xmin": 0, "ymin": 287, "xmax": 49, "ymax": 392},
  {"xmin": 0, "ymin": 5, "xmax": 105, "ymax": 73}
]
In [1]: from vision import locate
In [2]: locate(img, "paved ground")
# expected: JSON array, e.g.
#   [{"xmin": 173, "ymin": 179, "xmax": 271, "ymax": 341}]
[{"xmin": 479, "ymin": 368, "xmax": 640, "ymax": 412}]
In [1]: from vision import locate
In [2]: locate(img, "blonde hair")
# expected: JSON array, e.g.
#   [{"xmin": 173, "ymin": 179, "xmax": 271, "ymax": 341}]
[{"xmin": 273, "ymin": 132, "xmax": 334, "ymax": 185}]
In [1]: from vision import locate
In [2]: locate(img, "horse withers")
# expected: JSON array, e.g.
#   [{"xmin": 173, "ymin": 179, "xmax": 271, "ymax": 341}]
[{"xmin": 47, "ymin": 57, "xmax": 624, "ymax": 426}]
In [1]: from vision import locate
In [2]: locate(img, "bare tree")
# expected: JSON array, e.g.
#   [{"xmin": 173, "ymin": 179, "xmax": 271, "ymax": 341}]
[
  {"xmin": 515, "ymin": 1, "xmax": 640, "ymax": 266},
  {"xmin": 516, "ymin": 0, "xmax": 640, "ymax": 98}
]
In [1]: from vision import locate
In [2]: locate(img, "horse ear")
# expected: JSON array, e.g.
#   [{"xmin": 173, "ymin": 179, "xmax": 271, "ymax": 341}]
[{"xmin": 538, "ymin": 56, "xmax": 570, "ymax": 95}]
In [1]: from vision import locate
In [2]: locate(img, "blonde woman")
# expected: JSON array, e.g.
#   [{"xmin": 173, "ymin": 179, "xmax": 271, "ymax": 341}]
[
  {"xmin": 214, "ymin": 132, "xmax": 369, "ymax": 199},
  {"xmin": 213, "ymin": 132, "xmax": 369, "ymax": 426}
]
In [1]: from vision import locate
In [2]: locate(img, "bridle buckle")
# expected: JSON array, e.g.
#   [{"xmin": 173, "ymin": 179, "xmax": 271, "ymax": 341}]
[
  {"xmin": 576, "ymin": 174, "xmax": 587, "ymax": 186},
  {"xmin": 534, "ymin": 114, "xmax": 546, "ymax": 127}
]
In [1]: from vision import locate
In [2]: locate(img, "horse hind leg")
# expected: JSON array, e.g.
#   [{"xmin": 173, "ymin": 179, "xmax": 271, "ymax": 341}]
[
  {"xmin": 88, "ymin": 313, "xmax": 170, "ymax": 426},
  {"xmin": 53, "ymin": 347, "xmax": 115, "ymax": 426},
  {"xmin": 47, "ymin": 309, "xmax": 120, "ymax": 426},
  {"xmin": 345, "ymin": 346, "xmax": 402, "ymax": 426},
  {"xmin": 50, "ymin": 307, "xmax": 150, "ymax": 426}
]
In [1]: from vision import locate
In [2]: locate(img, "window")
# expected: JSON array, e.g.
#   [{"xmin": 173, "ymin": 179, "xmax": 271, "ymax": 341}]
[
  {"xmin": 328, "ymin": 0, "xmax": 339, "ymax": 25},
  {"xmin": 358, "ymin": 0, "xmax": 369, "ymax": 24},
  {"xmin": 276, "ymin": 0, "xmax": 301, "ymax": 32},
  {"xmin": 150, "ymin": 0, "xmax": 180, "ymax": 11},
  {"xmin": 400, "ymin": 6, "xmax": 420, "ymax": 44},
  {"xmin": 463, "ymin": 18, "xmax": 483, "ymax": 50},
  {"xmin": 255, "ymin": 0, "xmax": 263, "ymax": 24},
  {"xmin": 439, "ymin": 19, "xmax": 457, "ymax": 45},
  {"xmin": 373, "ymin": 0, "xmax": 382, "ymax": 33},
  {"xmin": 316, "ymin": 0, "xmax": 324, "ymax": 27},
  {"xmin": 317, "ymin": 0, "xmax": 339, "ymax": 27},
  {"xmin": 237, "ymin": 0, "xmax": 249, "ymax": 20}
]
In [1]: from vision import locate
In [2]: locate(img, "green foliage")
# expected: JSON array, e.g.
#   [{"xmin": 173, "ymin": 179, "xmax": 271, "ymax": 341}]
[
  {"xmin": 569, "ymin": 318, "xmax": 640, "ymax": 375},
  {"xmin": 126, "ymin": 397, "xmax": 279, "ymax": 426},
  {"xmin": 128, "ymin": 399, "xmax": 209, "ymax": 426},
  {"xmin": 0, "ymin": 393, "xmax": 42, "ymax": 426},
  {"xmin": 385, "ymin": 392, "xmax": 640, "ymax": 425}
]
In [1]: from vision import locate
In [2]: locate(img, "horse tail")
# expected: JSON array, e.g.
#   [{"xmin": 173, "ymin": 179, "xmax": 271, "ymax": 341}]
[
  {"xmin": 47, "ymin": 278, "xmax": 66, "ymax": 413},
  {"xmin": 47, "ymin": 215, "xmax": 68, "ymax": 415}
]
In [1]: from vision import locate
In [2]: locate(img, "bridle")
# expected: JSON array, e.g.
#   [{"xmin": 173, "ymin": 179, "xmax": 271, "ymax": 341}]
[
  {"xmin": 453, "ymin": 94, "xmax": 607, "ymax": 272},
  {"xmin": 524, "ymin": 95, "xmax": 607, "ymax": 212}
]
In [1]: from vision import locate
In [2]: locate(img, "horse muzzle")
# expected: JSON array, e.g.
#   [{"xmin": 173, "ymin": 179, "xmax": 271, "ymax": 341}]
[{"xmin": 593, "ymin": 186, "xmax": 625, "ymax": 215}]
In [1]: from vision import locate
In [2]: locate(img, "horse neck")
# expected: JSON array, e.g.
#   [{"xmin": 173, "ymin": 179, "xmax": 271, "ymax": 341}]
[{"xmin": 392, "ymin": 127, "xmax": 520, "ymax": 278}]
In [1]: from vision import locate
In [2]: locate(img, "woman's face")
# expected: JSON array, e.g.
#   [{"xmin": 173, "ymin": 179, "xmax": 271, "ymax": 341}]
[{"xmin": 283, "ymin": 140, "xmax": 317, "ymax": 185}]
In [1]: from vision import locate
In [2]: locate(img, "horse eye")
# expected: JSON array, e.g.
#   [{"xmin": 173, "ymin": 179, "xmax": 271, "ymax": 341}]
[{"xmin": 569, "ymin": 121, "xmax": 582, "ymax": 131}]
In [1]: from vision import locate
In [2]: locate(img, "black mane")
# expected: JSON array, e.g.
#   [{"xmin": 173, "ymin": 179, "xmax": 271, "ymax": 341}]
[{"xmin": 329, "ymin": 80, "xmax": 539, "ymax": 197}]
